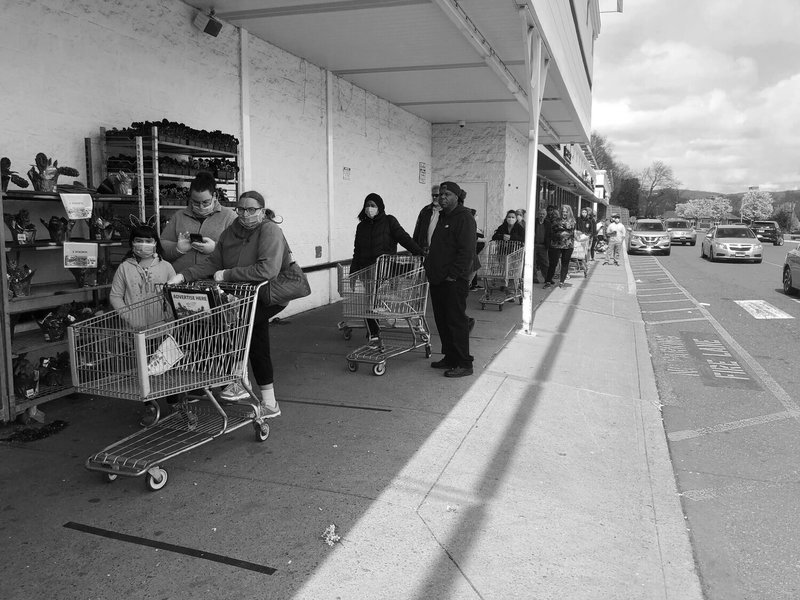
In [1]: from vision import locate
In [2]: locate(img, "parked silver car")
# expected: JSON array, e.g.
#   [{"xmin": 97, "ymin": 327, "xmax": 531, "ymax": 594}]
[
  {"xmin": 626, "ymin": 219, "xmax": 671, "ymax": 255},
  {"xmin": 783, "ymin": 243, "xmax": 800, "ymax": 295},
  {"xmin": 700, "ymin": 224, "xmax": 763, "ymax": 263},
  {"xmin": 664, "ymin": 218, "xmax": 697, "ymax": 246}
]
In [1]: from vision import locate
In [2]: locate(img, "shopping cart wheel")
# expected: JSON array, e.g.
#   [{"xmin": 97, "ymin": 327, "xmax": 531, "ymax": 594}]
[
  {"xmin": 342, "ymin": 328, "xmax": 352, "ymax": 341},
  {"xmin": 146, "ymin": 467, "xmax": 168, "ymax": 491},
  {"xmin": 347, "ymin": 361, "xmax": 358, "ymax": 372},
  {"xmin": 425, "ymin": 345, "xmax": 431, "ymax": 358},
  {"xmin": 254, "ymin": 421, "xmax": 270, "ymax": 442},
  {"xmin": 372, "ymin": 363, "xmax": 386, "ymax": 376}
]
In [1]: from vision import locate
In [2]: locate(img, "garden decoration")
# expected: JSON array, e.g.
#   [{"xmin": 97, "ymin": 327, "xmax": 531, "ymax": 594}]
[
  {"xmin": 6, "ymin": 259, "xmax": 35, "ymax": 297},
  {"xmin": 27, "ymin": 152, "xmax": 79, "ymax": 192},
  {"xmin": 4, "ymin": 209, "xmax": 37, "ymax": 244},
  {"xmin": 1, "ymin": 157, "xmax": 29, "ymax": 191}
]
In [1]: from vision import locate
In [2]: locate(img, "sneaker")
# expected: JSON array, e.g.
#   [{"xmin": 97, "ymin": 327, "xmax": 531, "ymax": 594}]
[
  {"xmin": 431, "ymin": 359, "xmax": 452, "ymax": 369},
  {"xmin": 444, "ymin": 366, "xmax": 473, "ymax": 378},
  {"xmin": 473, "ymin": 284, "xmax": 484, "ymax": 290},
  {"xmin": 543, "ymin": 282, "xmax": 553, "ymax": 289},
  {"xmin": 558, "ymin": 282, "xmax": 564, "ymax": 288},
  {"xmin": 259, "ymin": 400, "xmax": 281, "ymax": 419},
  {"xmin": 221, "ymin": 381, "xmax": 251, "ymax": 402}
]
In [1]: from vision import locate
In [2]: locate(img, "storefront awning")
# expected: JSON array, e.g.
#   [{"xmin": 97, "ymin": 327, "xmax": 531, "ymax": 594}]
[{"xmin": 537, "ymin": 146, "xmax": 600, "ymax": 202}]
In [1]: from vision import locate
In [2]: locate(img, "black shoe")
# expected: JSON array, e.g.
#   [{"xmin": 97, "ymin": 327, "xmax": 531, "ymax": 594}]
[
  {"xmin": 444, "ymin": 366, "xmax": 473, "ymax": 378},
  {"xmin": 543, "ymin": 282, "xmax": 553, "ymax": 289},
  {"xmin": 431, "ymin": 359, "xmax": 452, "ymax": 369},
  {"xmin": 468, "ymin": 317, "xmax": 476, "ymax": 332}
]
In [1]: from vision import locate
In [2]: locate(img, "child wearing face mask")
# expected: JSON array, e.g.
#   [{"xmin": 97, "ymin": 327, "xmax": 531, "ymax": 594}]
[{"xmin": 109, "ymin": 223, "xmax": 177, "ymax": 426}]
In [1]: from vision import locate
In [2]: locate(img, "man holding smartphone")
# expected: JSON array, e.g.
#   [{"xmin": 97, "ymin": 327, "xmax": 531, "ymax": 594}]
[{"xmin": 160, "ymin": 171, "xmax": 237, "ymax": 273}]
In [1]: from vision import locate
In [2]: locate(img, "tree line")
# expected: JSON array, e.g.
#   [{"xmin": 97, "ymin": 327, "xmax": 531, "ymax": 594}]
[{"xmin": 589, "ymin": 132, "xmax": 799, "ymax": 231}]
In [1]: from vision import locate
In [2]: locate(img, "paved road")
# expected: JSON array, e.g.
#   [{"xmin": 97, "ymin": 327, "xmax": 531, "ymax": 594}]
[{"xmin": 629, "ymin": 237, "xmax": 800, "ymax": 600}]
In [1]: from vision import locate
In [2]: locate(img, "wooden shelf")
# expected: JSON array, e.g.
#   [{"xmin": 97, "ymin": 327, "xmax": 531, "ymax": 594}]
[
  {"xmin": 6, "ymin": 240, "xmax": 124, "ymax": 251},
  {"xmin": 104, "ymin": 133, "xmax": 238, "ymax": 157},
  {"xmin": 1, "ymin": 190, "xmax": 140, "ymax": 202},
  {"xmin": 10, "ymin": 328, "xmax": 68, "ymax": 356},
  {"xmin": 13, "ymin": 385, "xmax": 74, "ymax": 414},
  {"xmin": 8, "ymin": 282, "xmax": 111, "ymax": 314}
]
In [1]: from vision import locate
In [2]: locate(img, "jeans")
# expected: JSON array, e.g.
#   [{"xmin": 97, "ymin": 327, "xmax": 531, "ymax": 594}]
[{"xmin": 546, "ymin": 247, "xmax": 574, "ymax": 283}]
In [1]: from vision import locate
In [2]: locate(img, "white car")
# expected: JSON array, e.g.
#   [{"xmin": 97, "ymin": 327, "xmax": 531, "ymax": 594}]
[
  {"xmin": 700, "ymin": 224, "xmax": 763, "ymax": 263},
  {"xmin": 664, "ymin": 218, "xmax": 697, "ymax": 246},
  {"xmin": 626, "ymin": 219, "xmax": 671, "ymax": 256},
  {"xmin": 783, "ymin": 243, "xmax": 800, "ymax": 295}
]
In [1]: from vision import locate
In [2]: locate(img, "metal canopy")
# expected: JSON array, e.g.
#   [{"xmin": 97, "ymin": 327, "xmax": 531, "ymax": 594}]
[{"xmin": 187, "ymin": 0, "xmax": 588, "ymax": 144}]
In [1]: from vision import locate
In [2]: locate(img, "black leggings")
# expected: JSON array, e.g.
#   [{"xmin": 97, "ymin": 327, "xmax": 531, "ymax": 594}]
[
  {"xmin": 546, "ymin": 247, "xmax": 574, "ymax": 284},
  {"xmin": 250, "ymin": 302, "xmax": 285, "ymax": 386}
]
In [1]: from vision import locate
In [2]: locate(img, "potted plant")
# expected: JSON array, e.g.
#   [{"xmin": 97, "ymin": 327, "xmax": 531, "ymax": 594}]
[
  {"xmin": 4, "ymin": 209, "xmax": 37, "ymax": 244},
  {"xmin": 27, "ymin": 152, "xmax": 79, "ymax": 192},
  {"xmin": 1, "ymin": 157, "xmax": 30, "ymax": 192},
  {"xmin": 41, "ymin": 216, "xmax": 75, "ymax": 243},
  {"xmin": 6, "ymin": 259, "xmax": 35, "ymax": 297}
]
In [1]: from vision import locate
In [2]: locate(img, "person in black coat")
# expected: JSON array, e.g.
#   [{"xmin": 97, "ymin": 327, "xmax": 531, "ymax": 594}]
[
  {"xmin": 424, "ymin": 181, "xmax": 477, "ymax": 378},
  {"xmin": 491, "ymin": 210, "xmax": 526, "ymax": 243},
  {"xmin": 351, "ymin": 192, "xmax": 423, "ymax": 342}
]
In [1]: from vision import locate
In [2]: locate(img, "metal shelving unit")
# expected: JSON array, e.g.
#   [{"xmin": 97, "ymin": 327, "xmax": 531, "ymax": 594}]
[{"xmin": 0, "ymin": 189, "xmax": 136, "ymax": 422}]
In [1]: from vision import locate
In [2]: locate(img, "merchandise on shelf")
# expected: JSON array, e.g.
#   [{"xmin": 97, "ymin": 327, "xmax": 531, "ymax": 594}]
[
  {"xmin": 27, "ymin": 152, "xmax": 79, "ymax": 192},
  {"xmin": 1, "ymin": 157, "xmax": 30, "ymax": 191},
  {"xmin": 41, "ymin": 216, "xmax": 76, "ymax": 243},
  {"xmin": 4, "ymin": 209, "xmax": 37, "ymax": 245},
  {"xmin": 6, "ymin": 259, "xmax": 35, "ymax": 298}
]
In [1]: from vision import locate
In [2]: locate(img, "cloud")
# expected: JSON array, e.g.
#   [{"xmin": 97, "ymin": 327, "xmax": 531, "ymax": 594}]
[{"xmin": 592, "ymin": 0, "xmax": 800, "ymax": 192}]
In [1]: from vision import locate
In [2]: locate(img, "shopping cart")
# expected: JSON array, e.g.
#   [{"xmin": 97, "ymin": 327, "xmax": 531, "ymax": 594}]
[
  {"xmin": 68, "ymin": 281, "xmax": 270, "ymax": 491},
  {"xmin": 341, "ymin": 254, "xmax": 430, "ymax": 376},
  {"xmin": 477, "ymin": 240, "xmax": 524, "ymax": 310},
  {"xmin": 569, "ymin": 234, "xmax": 590, "ymax": 278}
]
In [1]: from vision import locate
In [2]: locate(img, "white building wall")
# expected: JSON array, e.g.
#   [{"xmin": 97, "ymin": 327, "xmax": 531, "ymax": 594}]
[{"xmin": 1, "ymin": 0, "xmax": 431, "ymax": 315}]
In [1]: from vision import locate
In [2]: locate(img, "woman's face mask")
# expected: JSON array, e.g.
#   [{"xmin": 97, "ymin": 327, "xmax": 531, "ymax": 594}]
[
  {"xmin": 190, "ymin": 191, "xmax": 216, "ymax": 217},
  {"xmin": 237, "ymin": 206, "xmax": 265, "ymax": 229},
  {"xmin": 365, "ymin": 206, "xmax": 379, "ymax": 219},
  {"xmin": 132, "ymin": 239, "xmax": 156, "ymax": 259}
]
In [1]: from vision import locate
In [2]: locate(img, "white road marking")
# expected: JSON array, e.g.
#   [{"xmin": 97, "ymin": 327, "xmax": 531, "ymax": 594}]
[
  {"xmin": 734, "ymin": 300, "xmax": 794, "ymax": 319},
  {"xmin": 639, "ymin": 292, "xmax": 686, "ymax": 297},
  {"xmin": 645, "ymin": 317, "xmax": 708, "ymax": 325},
  {"xmin": 639, "ymin": 298, "xmax": 693, "ymax": 304},
  {"xmin": 668, "ymin": 410, "xmax": 796, "ymax": 442},
  {"xmin": 654, "ymin": 269, "xmax": 800, "ymax": 415},
  {"xmin": 681, "ymin": 480, "xmax": 783, "ymax": 502},
  {"xmin": 642, "ymin": 307, "xmax": 698, "ymax": 314}
]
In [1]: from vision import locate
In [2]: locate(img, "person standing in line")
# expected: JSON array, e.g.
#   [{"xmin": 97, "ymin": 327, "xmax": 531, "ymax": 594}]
[
  {"xmin": 604, "ymin": 214, "xmax": 626, "ymax": 266},
  {"xmin": 412, "ymin": 185, "xmax": 442, "ymax": 253},
  {"xmin": 468, "ymin": 207, "xmax": 485, "ymax": 291},
  {"xmin": 168, "ymin": 190, "xmax": 287, "ymax": 417},
  {"xmin": 424, "ymin": 181, "xmax": 476, "ymax": 377},
  {"xmin": 533, "ymin": 208, "xmax": 550, "ymax": 284},
  {"xmin": 491, "ymin": 210, "xmax": 526, "ymax": 243},
  {"xmin": 160, "ymin": 171, "xmax": 237, "ymax": 272},
  {"xmin": 515, "ymin": 208, "xmax": 527, "ymax": 228},
  {"xmin": 350, "ymin": 192, "xmax": 424, "ymax": 344},
  {"xmin": 544, "ymin": 204, "xmax": 576, "ymax": 289},
  {"xmin": 576, "ymin": 207, "xmax": 596, "ymax": 261}
]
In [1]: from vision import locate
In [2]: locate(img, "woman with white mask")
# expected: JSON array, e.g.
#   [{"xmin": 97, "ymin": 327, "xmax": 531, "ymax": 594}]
[
  {"xmin": 350, "ymin": 192, "xmax": 424, "ymax": 344},
  {"xmin": 160, "ymin": 171, "xmax": 236, "ymax": 273},
  {"xmin": 169, "ymin": 191, "xmax": 288, "ymax": 418}
]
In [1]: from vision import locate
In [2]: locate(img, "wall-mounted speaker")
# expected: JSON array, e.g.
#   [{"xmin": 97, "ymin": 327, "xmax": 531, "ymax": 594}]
[{"xmin": 193, "ymin": 12, "xmax": 222, "ymax": 37}]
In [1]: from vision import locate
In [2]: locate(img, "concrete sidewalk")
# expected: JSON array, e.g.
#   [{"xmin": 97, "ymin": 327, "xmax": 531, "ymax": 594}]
[{"xmin": 0, "ymin": 257, "xmax": 702, "ymax": 599}]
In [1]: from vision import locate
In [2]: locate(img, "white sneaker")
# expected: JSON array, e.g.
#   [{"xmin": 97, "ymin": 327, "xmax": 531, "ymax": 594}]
[
  {"xmin": 221, "ymin": 381, "xmax": 251, "ymax": 402},
  {"xmin": 259, "ymin": 400, "xmax": 281, "ymax": 418}
]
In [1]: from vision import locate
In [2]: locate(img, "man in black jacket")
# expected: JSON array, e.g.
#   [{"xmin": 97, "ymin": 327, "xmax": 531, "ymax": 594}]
[{"xmin": 424, "ymin": 181, "xmax": 476, "ymax": 377}]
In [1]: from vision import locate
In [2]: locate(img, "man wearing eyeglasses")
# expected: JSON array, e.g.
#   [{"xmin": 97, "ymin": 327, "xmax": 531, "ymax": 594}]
[
  {"xmin": 160, "ymin": 171, "xmax": 237, "ymax": 273},
  {"xmin": 424, "ymin": 181, "xmax": 476, "ymax": 378},
  {"xmin": 412, "ymin": 184, "xmax": 442, "ymax": 253}
]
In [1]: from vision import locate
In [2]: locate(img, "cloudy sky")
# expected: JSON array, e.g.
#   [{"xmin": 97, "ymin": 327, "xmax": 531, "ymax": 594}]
[{"xmin": 592, "ymin": 0, "xmax": 800, "ymax": 193}]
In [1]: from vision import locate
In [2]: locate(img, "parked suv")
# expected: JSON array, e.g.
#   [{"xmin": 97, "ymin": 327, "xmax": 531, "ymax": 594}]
[
  {"xmin": 664, "ymin": 218, "xmax": 697, "ymax": 246},
  {"xmin": 750, "ymin": 220, "xmax": 784, "ymax": 245}
]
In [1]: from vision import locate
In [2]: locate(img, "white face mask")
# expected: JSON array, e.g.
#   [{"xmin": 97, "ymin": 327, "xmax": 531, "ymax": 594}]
[
  {"xmin": 365, "ymin": 206, "xmax": 378, "ymax": 219},
  {"xmin": 239, "ymin": 211, "xmax": 264, "ymax": 230},
  {"xmin": 133, "ymin": 242, "xmax": 156, "ymax": 258},
  {"xmin": 193, "ymin": 202, "xmax": 216, "ymax": 217}
]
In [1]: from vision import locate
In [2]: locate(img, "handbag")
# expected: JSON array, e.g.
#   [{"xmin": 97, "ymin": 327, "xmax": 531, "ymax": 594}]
[{"xmin": 267, "ymin": 261, "xmax": 311, "ymax": 306}]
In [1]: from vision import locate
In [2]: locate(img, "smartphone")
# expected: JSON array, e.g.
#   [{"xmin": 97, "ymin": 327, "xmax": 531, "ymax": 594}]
[{"xmin": 189, "ymin": 233, "xmax": 203, "ymax": 243}]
